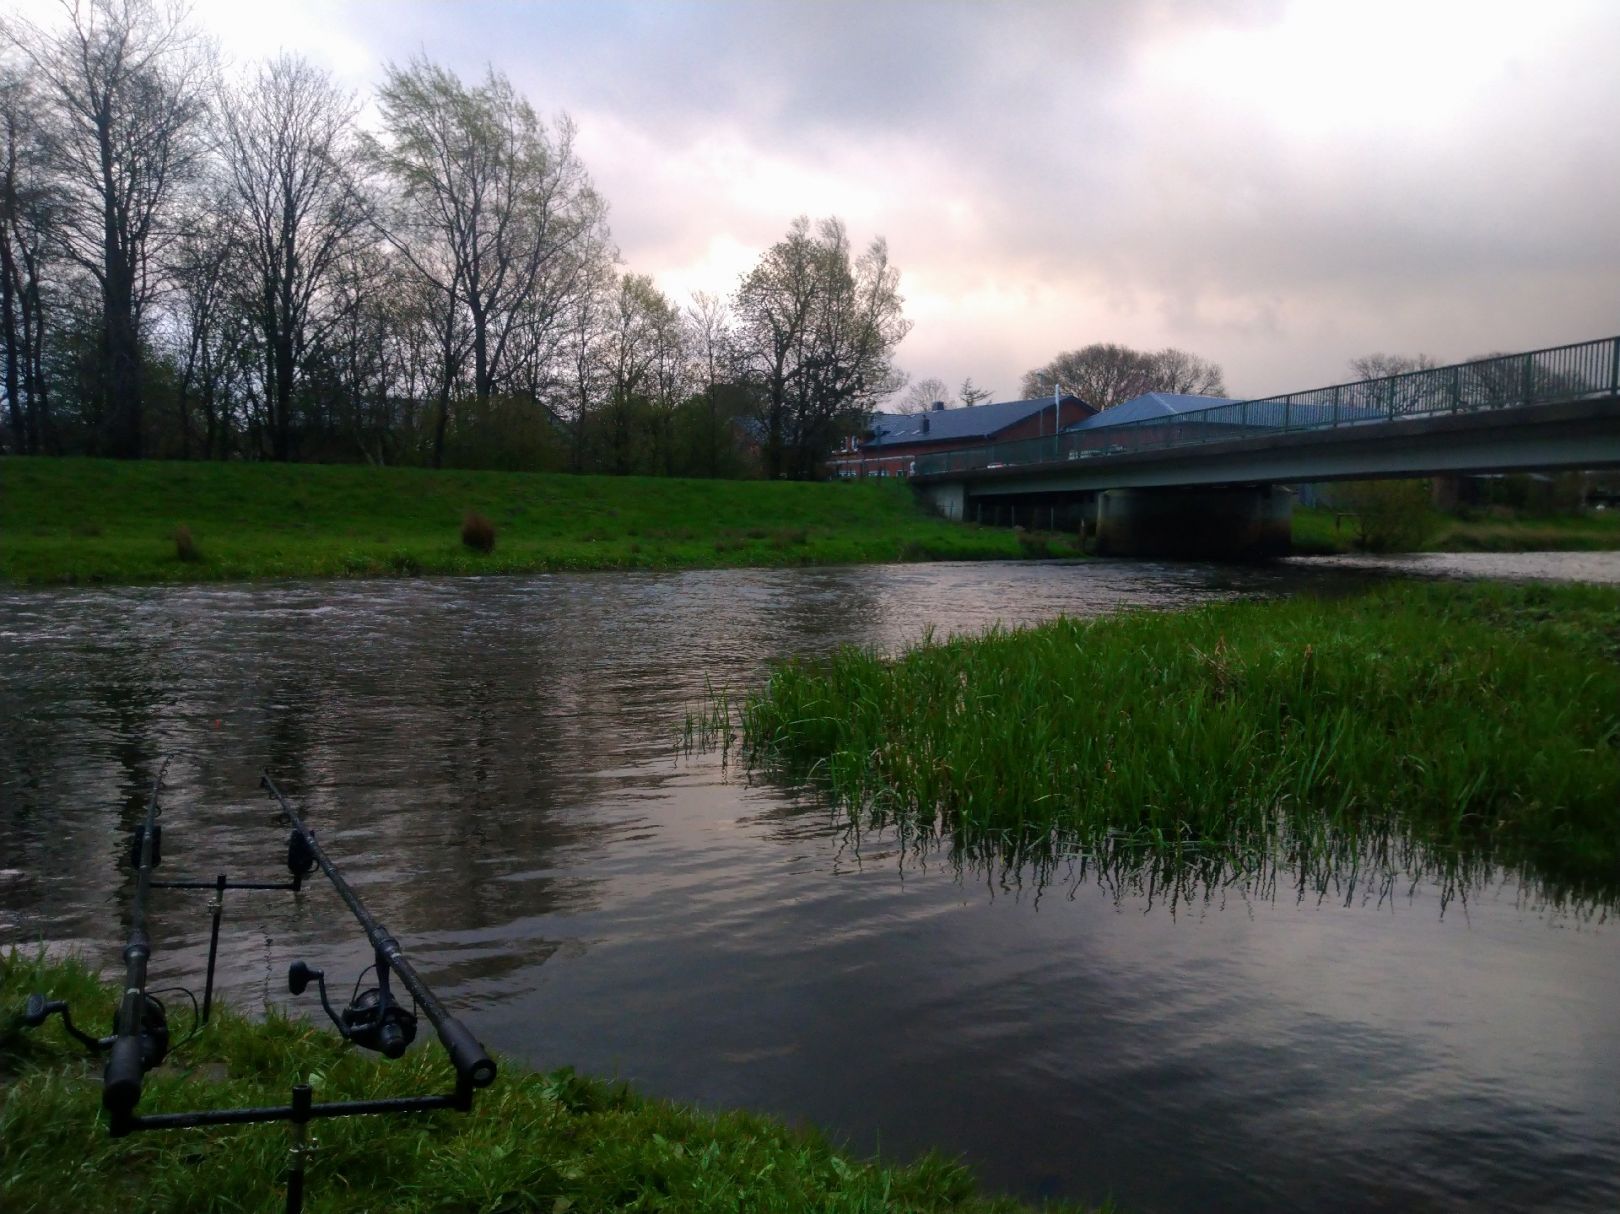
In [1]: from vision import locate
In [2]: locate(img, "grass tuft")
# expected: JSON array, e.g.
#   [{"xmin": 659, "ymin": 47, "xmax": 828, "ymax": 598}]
[
  {"xmin": 460, "ymin": 510, "xmax": 496, "ymax": 554},
  {"xmin": 173, "ymin": 524, "xmax": 201, "ymax": 563}
]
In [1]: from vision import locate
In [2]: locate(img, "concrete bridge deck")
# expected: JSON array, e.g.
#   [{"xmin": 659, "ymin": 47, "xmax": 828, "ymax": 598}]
[{"xmin": 910, "ymin": 337, "xmax": 1620, "ymax": 557}]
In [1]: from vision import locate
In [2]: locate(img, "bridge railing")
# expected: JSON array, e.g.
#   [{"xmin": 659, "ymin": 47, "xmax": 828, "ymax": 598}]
[{"xmin": 913, "ymin": 335, "xmax": 1620, "ymax": 478}]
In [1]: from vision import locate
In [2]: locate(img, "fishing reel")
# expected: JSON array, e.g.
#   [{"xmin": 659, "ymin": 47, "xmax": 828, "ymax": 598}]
[
  {"xmin": 21, "ymin": 989, "xmax": 172, "ymax": 1069},
  {"xmin": 288, "ymin": 960, "xmax": 417, "ymax": 1059},
  {"xmin": 286, "ymin": 829, "xmax": 317, "ymax": 886}
]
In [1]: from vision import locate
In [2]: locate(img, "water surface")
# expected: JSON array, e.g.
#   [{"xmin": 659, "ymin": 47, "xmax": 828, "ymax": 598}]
[{"xmin": 3, "ymin": 556, "xmax": 1617, "ymax": 1213}]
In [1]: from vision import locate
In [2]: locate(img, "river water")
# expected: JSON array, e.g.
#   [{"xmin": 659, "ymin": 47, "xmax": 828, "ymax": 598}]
[{"xmin": 3, "ymin": 554, "xmax": 1618, "ymax": 1213}]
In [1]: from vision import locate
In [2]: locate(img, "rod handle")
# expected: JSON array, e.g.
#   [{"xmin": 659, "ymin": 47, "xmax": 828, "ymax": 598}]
[
  {"xmin": 103, "ymin": 1034, "xmax": 146, "ymax": 1117},
  {"xmin": 436, "ymin": 1016, "xmax": 496, "ymax": 1089}
]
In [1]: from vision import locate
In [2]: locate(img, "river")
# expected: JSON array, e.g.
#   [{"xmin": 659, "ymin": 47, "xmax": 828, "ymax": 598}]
[{"xmin": 3, "ymin": 554, "xmax": 1618, "ymax": 1213}]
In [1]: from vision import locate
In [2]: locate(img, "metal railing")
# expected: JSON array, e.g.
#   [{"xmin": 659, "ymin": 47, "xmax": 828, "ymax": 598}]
[{"xmin": 913, "ymin": 336, "xmax": 1620, "ymax": 478}]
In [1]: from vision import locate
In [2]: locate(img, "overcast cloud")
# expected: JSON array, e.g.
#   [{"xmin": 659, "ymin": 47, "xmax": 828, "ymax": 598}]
[{"xmin": 21, "ymin": 0, "xmax": 1618, "ymax": 399}]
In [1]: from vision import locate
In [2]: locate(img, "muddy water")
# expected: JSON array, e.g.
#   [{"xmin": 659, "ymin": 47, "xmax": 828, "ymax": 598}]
[{"xmin": 3, "ymin": 556, "xmax": 1617, "ymax": 1213}]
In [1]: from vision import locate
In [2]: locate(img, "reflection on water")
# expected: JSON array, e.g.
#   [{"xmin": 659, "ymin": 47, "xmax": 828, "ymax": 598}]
[
  {"xmin": 830, "ymin": 812, "xmax": 1611, "ymax": 927},
  {"xmin": 4, "ymin": 556, "xmax": 1620, "ymax": 1214}
]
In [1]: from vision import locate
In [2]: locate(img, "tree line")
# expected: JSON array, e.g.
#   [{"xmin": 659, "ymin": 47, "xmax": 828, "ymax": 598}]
[{"xmin": 0, "ymin": 0, "xmax": 908, "ymax": 479}]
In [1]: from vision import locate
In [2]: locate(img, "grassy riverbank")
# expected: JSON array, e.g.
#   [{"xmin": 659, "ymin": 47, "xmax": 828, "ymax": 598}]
[
  {"xmin": 734, "ymin": 581, "xmax": 1620, "ymax": 899},
  {"xmin": 1292, "ymin": 504, "xmax": 1620, "ymax": 555},
  {"xmin": 1, "ymin": 953, "xmax": 1084, "ymax": 1213},
  {"xmin": 0, "ymin": 458, "xmax": 1053, "ymax": 585}
]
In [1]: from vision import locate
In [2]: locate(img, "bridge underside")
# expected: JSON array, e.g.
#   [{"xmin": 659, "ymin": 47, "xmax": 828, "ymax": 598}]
[{"xmin": 915, "ymin": 396, "xmax": 1620, "ymax": 559}]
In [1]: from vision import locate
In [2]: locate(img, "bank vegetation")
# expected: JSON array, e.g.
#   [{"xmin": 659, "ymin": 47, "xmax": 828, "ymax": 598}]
[
  {"xmin": 734, "ymin": 581, "xmax": 1620, "ymax": 902},
  {"xmin": 1, "ymin": 952, "xmax": 1086, "ymax": 1213},
  {"xmin": 0, "ymin": 457, "xmax": 1065, "ymax": 584}
]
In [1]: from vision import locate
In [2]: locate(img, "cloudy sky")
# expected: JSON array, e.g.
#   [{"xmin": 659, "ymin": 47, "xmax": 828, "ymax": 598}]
[{"xmin": 28, "ymin": 0, "xmax": 1620, "ymax": 400}]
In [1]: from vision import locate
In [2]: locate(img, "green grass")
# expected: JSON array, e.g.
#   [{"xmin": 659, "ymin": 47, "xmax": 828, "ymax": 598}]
[
  {"xmin": 1, "ymin": 953, "xmax": 1091, "ymax": 1213},
  {"xmin": 732, "ymin": 581, "xmax": 1620, "ymax": 902},
  {"xmin": 1292, "ymin": 504, "xmax": 1620, "ymax": 555},
  {"xmin": 0, "ymin": 458, "xmax": 1066, "ymax": 585}
]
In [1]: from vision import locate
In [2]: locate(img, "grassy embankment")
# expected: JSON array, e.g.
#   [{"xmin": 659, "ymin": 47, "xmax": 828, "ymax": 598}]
[
  {"xmin": 0, "ymin": 953, "xmax": 1087, "ymax": 1214},
  {"xmin": 730, "ymin": 581, "xmax": 1620, "ymax": 900},
  {"xmin": 1292, "ymin": 504, "xmax": 1620, "ymax": 555},
  {"xmin": 0, "ymin": 457, "xmax": 1064, "ymax": 585}
]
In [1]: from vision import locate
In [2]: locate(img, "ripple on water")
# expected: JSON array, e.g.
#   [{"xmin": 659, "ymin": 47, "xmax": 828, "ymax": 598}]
[{"xmin": 3, "ymin": 556, "xmax": 1620, "ymax": 1213}]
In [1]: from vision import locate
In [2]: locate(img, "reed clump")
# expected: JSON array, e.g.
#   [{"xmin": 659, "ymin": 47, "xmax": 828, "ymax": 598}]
[
  {"xmin": 737, "ymin": 581, "xmax": 1620, "ymax": 897},
  {"xmin": 173, "ymin": 524, "xmax": 201, "ymax": 562},
  {"xmin": 460, "ymin": 510, "xmax": 496, "ymax": 553}
]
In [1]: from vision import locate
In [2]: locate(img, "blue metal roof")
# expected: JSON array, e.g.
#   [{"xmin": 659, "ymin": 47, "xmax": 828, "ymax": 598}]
[
  {"xmin": 864, "ymin": 396, "xmax": 1082, "ymax": 448},
  {"xmin": 1065, "ymin": 391, "xmax": 1388, "ymax": 434},
  {"xmin": 1066, "ymin": 392, "xmax": 1235, "ymax": 431}
]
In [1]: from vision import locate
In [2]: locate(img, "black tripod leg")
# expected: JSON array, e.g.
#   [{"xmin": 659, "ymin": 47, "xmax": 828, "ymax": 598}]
[{"xmin": 285, "ymin": 1083, "xmax": 313, "ymax": 1214}]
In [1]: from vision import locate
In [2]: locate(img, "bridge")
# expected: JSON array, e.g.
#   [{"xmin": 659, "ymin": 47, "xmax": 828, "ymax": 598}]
[{"xmin": 912, "ymin": 336, "xmax": 1620, "ymax": 558}]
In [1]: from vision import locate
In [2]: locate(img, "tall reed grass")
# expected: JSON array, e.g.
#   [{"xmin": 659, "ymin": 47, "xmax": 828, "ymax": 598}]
[{"xmin": 736, "ymin": 581, "xmax": 1620, "ymax": 900}]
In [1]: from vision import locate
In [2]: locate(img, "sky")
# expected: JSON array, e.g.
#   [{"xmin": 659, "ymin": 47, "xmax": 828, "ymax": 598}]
[{"xmin": 22, "ymin": 0, "xmax": 1620, "ymax": 401}]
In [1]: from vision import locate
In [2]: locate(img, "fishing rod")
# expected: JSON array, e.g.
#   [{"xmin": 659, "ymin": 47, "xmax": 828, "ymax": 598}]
[
  {"xmin": 262, "ymin": 771, "xmax": 496, "ymax": 1092},
  {"xmin": 24, "ymin": 756, "xmax": 183, "ymax": 1124},
  {"xmin": 20, "ymin": 765, "xmax": 498, "ymax": 1214}
]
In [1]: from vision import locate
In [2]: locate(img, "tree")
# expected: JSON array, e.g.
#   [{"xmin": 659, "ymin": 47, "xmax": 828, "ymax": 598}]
[
  {"xmin": 163, "ymin": 196, "xmax": 243, "ymax": 458},
  {"xmin": 1348, "ymin": 352, "xmax": 1438, "ymax": 381},
  {"xmin": 1021, "ymin": 343, "xmax": 1226, "ymax": 410},
  {"xmin": 0, "ymin": 68, "xmax": 59, "ymax": 453},
  {"xmin": 682, "ymin": 289, "xmax": 739, "ymax": 478},
  {"xmin": 369, "ymin": 58, "xmax": 610, "ymax": 467},
  {"xmin": 1147, "ymin": 348, "xmax": 1225, "ymax": 396},
  {"xmin": 893, "ymin": 375, "xmax": 947, "ymax": 413},
  {"xmin": 3, "ymin": 0, "xmax": 211, "ymax": 457},
  {"xmin": 591, "ymin": 272, "xmax": 684, "ymax": 474},
  {"xmin": 733, "ymin": 216, "xmax": 909, "ymax": 478},
  {"xmin": 218, "ymin": 55, "xmax": 368, "ymax": 461},
  {"xmin": 1333, "ymin": 479, "xmax": 1437, "ymax": 552},
  {"xmin": 957, "ymin": 377, "xmax": 992, "ymax": 406}
]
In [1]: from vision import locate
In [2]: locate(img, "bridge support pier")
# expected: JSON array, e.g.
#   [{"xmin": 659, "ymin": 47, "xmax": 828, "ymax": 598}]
[
  {"xmin": 919, "ymin": 480, "xmax": 966, "ymax": 521},
  {"xmin": 1096, "ymin": 485, "xmax": 1293, "ymax": 560}
]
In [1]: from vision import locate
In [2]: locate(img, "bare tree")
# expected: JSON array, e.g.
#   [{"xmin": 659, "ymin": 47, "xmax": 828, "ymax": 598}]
[
  {"xmin": 3, "ymin": 0, "xmax": 211, "ymax": 457},
  {"xmin": 683, "ymin": 289, "xmax": 740, "ymax": 477},
  {"xmin": 164, "ymin": 195, "xmax": 241, "ymax": 458},
  {"xmin": 894, "ymin": 375, "xmax": 948, "ymax": 413},
  {"xmin": 0, "ymin": 68, "xmax": 58, "ymax": 453},
  {"xmin": 957, "ymin": 377, "xmax": 992, "ymax": 406},
  {"xmin": 1148, "ymin": 347, "xmax": 1225, "ymax": 396},
  {"xmin": 1021, "ymin": 342, "xmax": 1227, "ymax": 410},
  {"xmin": 1348, "ymin": 352, "xmax": 1439, "ymax": 381},
  {"xmin": 558, "ymin": 253, "xmax": 613, "ymax": 471},
  {"xmin": 218, "ymin": 54, "xmax": 367, "ymax": 460}
]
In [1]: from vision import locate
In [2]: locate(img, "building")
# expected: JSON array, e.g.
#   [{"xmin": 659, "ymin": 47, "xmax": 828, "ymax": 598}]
[{"xmin": 828, "ymin": 394, "xmax": 1093, "ymax": 478}]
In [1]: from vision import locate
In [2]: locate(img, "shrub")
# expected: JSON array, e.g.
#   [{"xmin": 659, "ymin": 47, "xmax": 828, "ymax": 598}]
[
  {"xmin": 1334, "ymin": 480, "xmax": 1437, "ymax": 553},
  {"xmin": 1016, "ymin": 532, "xmax": 1052, "ymax": 559},
  {"xmin": 461, "ymin": 511, "xmax": 496, "ymax": 553},
  {"xmin": 173, "ymin": 525, "xmax": 201, "ymax": 562}
]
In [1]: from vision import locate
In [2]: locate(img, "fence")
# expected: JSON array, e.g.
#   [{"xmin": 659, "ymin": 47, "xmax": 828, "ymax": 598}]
[{"xmin": 914, "ymin": 336, "xmax": 1620, "ymax": 478}]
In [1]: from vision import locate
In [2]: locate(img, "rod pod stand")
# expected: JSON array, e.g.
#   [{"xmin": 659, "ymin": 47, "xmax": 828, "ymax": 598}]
[{"xmin": 16, "ymin": 767, "xmax": 498, "ymax": 1214}]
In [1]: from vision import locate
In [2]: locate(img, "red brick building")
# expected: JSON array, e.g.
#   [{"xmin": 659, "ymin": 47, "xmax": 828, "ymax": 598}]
[{"xmin": 827, "ymin": 394, "xmax": 1093, "ymax": 478}]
